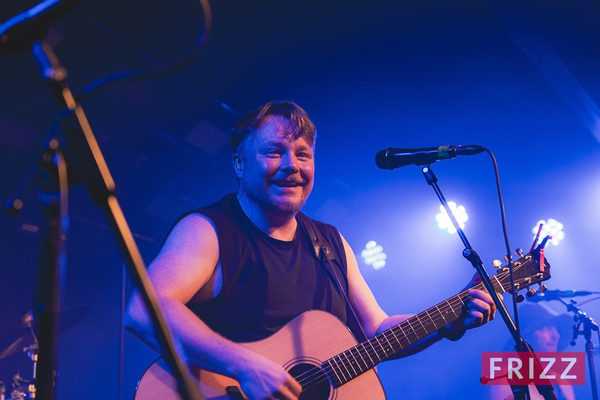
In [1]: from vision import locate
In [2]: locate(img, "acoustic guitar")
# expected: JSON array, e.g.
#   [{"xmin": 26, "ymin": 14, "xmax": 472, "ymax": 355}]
[{"xmin": 134, "ymin": 249, "xmax": 551, "ymax": 400}]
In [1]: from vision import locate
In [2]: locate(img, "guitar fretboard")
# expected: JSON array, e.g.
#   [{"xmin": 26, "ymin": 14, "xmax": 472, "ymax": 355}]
[
  {"xmin": 322, "ymin": 283, "xmax": 484, "ymax": 387},
  {"xmin": 317, "ymin": 251, "xmax": 544, "ymax": 388}
]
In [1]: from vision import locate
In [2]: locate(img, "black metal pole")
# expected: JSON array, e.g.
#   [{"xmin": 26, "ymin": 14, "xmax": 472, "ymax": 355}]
[
  {"xmin": 564, "ymin": 300, "xmax": 599, "ymax": 400},
  {"xmin": 34, "ymin": 141, "xmax": 67, "ymax": 400},
  {"xmin": 28, "ymin": 41, "xmax": 204, "ymax": 400},
  {"xmin": 421, "ymin": 165, "xmax": 558, "ymax": 400}
]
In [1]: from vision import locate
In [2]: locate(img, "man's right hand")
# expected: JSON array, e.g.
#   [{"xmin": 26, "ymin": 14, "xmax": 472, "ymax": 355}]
[{"xmin": 236, "ymin": 355, "xmax": 302, "ymax": 400}]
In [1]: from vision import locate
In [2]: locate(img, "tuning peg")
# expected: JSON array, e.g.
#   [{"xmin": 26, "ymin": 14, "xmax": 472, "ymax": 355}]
[
  {"xmin": 515, "ymin": 294, "xmax": 525, "ymax": 303},
  {"xmin": 539, "ymin": 235, "xmax": 552, "ymax": 249},
  {"xmin": 526, "ymin": 288, "xmax": 537, "ymax": 297},
  {"xmin": 514, "ymin": 248, "xmax": 524, "ymax": 257},
  {"xmin": 492, "ymin": 260, "xmax": 503, "ymax": 269},
  {"xmin": 538, "ymin": 284, "xmax": 547, "ymax": 293}
]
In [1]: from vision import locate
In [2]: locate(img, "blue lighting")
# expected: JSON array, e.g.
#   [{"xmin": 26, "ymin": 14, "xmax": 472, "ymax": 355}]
[
  {"xmin": 361, "ymin": 240, "xmax": 387, "ymax": 270},
  {"xmin": 532, "ymin": 219, "xmax": 565, "ymax": 246},
  {"xmin": 435, "ymin": 202, "xmax": 468, "ymax": 234}
]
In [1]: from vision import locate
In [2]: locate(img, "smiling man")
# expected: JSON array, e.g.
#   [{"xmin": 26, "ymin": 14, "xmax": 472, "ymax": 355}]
[
  {"xmin": 124, "ymin": 100, "xmax": 497, "ymax": 400},
  {"xmin": 232, "ymin": 110, "xmax": 315, "ymax": 235}
]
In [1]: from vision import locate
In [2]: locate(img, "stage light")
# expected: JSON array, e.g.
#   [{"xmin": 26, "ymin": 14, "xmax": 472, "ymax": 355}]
[
  {"xmin": 435, "ymin": 202, "xmax": 468, "ymax": 234},
  {"xmin": 532, "ymin": 219, "xmax": 565, "ymax": 246},
  {"xmin": 361, "ymin": 240, "xmax": 387, "ymax": 270}
]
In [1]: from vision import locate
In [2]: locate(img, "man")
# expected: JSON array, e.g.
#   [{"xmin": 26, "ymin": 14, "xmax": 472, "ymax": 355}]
[{"xmin": 124, "ymin": 100, "xmax": 497, "ymax": 400}]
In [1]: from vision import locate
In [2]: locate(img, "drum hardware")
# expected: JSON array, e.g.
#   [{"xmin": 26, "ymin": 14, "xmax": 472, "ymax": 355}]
[{"xmin": 1, "ymin": 307, "xmax": 88, "ymax": 399}]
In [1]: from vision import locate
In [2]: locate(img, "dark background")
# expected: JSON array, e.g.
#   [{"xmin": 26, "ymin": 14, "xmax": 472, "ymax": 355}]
[{"xmin": 1, "ymin": 0, "xmax": 599, "ymax": 399}]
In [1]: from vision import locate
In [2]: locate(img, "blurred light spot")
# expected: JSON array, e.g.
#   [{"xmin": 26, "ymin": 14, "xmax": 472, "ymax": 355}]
[
  {"xmin": 361, "ymin": 240, "xmax": 386, "ymax": 270},
  {"xmin": 20, "ymin": 223, "xmax": 39, "ymax": 234},
  {"xmin": 435, "ymin": 202, "xmax": 468, "ymax": 234},
  {"xmin": 532, "ymin": 219, "xmax": 565, "ymax": 246},
  {"xmin": 185, "ymin": 119, "xmax": 229, "ymax": 157}
]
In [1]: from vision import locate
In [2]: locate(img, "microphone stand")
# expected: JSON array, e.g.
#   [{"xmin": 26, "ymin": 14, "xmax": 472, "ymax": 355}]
[
  {"xmin": 0, "ymin": 8, "xmax": 204, "ymax": 400},
  {"xmin": 421, "ymin": 165, "xmax": 558, "ymax": 400},
  {"xmin": 37, "ymin": 43, "xmax": 203, "ymax": 400},
  {"xmin": 562, "ymin": 299, "xmax": 599, "ymax": 400}
]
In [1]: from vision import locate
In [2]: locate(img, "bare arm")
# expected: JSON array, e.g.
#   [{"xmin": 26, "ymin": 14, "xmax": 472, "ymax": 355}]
[
  {"xmin": 124, "ymin": 214, "xmax": 301, "ymax": 400},
  {"xmin": 341, "ymin": 234, "xmax": 497, "ymax": 358}
]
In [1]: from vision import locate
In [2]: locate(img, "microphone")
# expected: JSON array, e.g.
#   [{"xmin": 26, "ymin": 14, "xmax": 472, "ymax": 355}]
[
  {"xmin": 0, "ymin": 0, "xmax": 83, "ymax": 57},
  {"xmin": 375, "ymin": 145, "xmax": 485, "ymax": 170},
  {"xmin": 527, "ymin": 289, "xmax": 599, "ymax": 302}
]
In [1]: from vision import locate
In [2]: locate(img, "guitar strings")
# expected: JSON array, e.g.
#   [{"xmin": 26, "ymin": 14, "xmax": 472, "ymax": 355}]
[
  {"xmin": 290, "ymin": 288, "xmax": 473, "ymax": 392},
  {"xmin": 290, "ymin": 264, "xmax": 526, "ymax": 395}
]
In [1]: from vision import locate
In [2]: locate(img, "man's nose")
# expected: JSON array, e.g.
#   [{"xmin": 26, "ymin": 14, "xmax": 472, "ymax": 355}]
[{"xmin": 281, "ymin": 153, "xmax": 299, "ymax": 172}]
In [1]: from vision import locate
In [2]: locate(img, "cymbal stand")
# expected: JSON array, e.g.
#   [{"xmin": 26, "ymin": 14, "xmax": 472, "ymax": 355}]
[
  {"xmin": 25, "ymin": 343, "xmax": 39, "ymax": 399},
  {"xmin": 23, "ymin": 312, "xmax": 40, "ymax": 399},
  {"xmin": 564, "ymin": 299, "xmax": 599, "ymax": 400}
]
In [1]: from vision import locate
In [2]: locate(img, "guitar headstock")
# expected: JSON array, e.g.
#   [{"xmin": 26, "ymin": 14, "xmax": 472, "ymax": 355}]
[{"xmin": 491, "ymin": 248, "xmax": 552, "ymax": 300}]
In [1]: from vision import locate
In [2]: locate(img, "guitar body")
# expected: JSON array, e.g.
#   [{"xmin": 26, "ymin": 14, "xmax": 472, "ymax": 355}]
[{"xmin": 134, "ymin": 310, "xmax": 386, "ymax": 400}]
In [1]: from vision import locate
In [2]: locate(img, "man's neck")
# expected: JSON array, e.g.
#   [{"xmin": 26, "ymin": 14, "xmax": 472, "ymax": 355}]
[{"xmin": 237, "ymin": 194, "xmax": 298, "ymax": 241}]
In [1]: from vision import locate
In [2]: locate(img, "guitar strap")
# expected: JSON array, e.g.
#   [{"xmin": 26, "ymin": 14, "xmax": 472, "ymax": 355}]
[{"xmin": 297, "ymin": 212, "xmax": 368, "ymax": 343}]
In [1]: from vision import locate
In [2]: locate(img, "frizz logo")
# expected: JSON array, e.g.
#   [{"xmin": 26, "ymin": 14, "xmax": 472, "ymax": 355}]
[{"xmin": 481, "ymin": 352, "xmax": 586, "ymax": 385}]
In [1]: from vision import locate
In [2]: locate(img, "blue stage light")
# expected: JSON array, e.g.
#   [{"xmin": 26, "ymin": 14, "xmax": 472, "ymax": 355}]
[
  {"xmin": 361, "ymin": 240, "xmax": 387, "ymax": 270},
  {"xmin": 435, "ymin": 202, "xmax": 468, "ymax": 234},
  {"xmin": 532, "ymin": 219, "xmax": 565, "ymax": 246}
]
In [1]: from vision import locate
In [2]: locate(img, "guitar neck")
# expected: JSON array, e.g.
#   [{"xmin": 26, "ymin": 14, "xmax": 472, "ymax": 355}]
[{"xmin": 323, "ymin": 281, "xmax": 494, "ymax": 387}]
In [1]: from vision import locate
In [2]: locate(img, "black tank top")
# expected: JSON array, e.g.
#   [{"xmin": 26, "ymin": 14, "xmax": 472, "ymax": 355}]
[{"xmin": 181, "ymin": 194, "xmax": 357, "ymax": 342}]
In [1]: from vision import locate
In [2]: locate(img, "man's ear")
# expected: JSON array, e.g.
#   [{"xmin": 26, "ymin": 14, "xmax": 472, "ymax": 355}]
[{"xmin": 232, "ymin": 154, "xmax": 243, "ymax": 177}]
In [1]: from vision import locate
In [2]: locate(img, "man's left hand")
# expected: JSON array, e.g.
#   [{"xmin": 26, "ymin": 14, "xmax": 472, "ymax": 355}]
[
  {"xmin": 461, "ymin": 288, "xmax": 497, "ymax": 329},
  {"xmin": 448, "ymin": 273, "xmax": 500, "ymax": 332}
]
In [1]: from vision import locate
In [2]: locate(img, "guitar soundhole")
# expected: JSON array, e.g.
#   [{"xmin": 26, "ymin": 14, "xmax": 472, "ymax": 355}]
[{"xmin": 288, "ymin": 363, "xmax": 332, "ymax": 400}]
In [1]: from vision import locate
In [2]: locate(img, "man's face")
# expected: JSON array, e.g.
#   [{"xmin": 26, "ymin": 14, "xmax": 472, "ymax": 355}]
[{"xmin": 236, "ymin": 115, "xmax": 315, "ymax": 215}]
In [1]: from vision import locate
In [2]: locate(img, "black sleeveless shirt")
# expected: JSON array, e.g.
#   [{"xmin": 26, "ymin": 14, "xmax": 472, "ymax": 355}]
[{"xmin": 181, "ymin": 194, "xmax": 360, "ymax": 343}]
